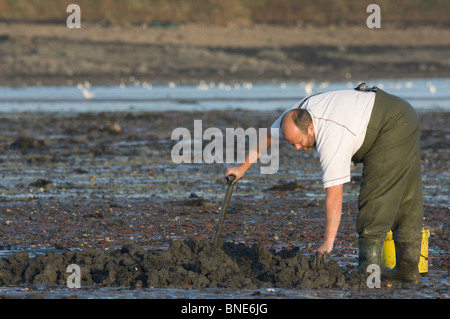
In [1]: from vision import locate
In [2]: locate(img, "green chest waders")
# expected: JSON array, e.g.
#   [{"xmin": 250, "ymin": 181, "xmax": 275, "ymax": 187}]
[{"xmin": 352, "ymin": 86, "xmax": 423, "ymax": 282}]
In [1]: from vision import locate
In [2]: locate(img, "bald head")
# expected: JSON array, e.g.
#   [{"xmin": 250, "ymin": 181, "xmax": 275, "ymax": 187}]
[
  {"xmin": 281, "ymin": 109, "xmax": 315, "ymax": 151},
  {"xmin": 281, "ymin": 109, "xmax": 312, "ymax": 134}
]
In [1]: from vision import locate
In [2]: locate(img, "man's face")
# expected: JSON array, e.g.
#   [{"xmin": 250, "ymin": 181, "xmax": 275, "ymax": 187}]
[{"xmin": 282, "ymin": 117, "xmax": 315, "ymax": 151}]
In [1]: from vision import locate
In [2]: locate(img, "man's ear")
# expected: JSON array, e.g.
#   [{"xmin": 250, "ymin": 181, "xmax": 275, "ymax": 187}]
[{"xmin": 308, "ymin": 123, "xmax": 314, "ymax": 135}]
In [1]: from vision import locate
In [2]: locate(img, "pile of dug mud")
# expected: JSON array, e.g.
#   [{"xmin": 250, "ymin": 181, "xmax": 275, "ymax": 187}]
[{"xmin": 0, "ymin": 239, "xmax": 366, "ymax": 290}]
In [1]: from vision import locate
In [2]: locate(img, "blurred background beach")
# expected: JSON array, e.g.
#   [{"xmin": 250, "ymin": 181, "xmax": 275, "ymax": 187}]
[{"xmin": 0, "ymin": 0, "xmax": 450, "ymax": 87}]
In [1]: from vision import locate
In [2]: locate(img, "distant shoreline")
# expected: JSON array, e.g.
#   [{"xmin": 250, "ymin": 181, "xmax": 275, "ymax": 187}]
[{"xmin": 1, "ymin": 22, "xmax": 450, "ymax": 87}]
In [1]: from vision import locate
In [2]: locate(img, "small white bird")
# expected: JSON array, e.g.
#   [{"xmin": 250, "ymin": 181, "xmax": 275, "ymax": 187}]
[
  {"xmin": 320, "ymin": 81, "xmax": 329, "ymax": 89},
  {"xmin": 427, "ymin": 81, "xmax": 436, "ymax": 94},
  {"xmin": 196, "ymin": 80, "xmax": 209, "ymax": 91},
  {"xmin": 243, "ymin": 82, "xmax": 253, "ymax": 89},
  {"xmin": 168, "ymin": 81, "xmax": 176, "ymax": 88},
  {"xmin": 304, "ymin": 82, "xmax": 314, "ymax": 95},
  {"xmin": 82, "ymin": 88, "xmax": 95, "ymax": 99},
  {"xmin": 142, "ymin": 81, "xmax": 152, "ymax": 89}
]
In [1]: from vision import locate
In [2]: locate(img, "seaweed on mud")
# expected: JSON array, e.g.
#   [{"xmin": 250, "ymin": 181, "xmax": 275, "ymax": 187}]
[{"xmin": 0, "ymin": 239, "xmax": 366, "ymax": 290}]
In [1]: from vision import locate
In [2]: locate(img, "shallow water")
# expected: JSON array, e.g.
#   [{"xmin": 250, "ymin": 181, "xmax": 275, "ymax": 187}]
[{"xmin": 0, "ymin": 78, "xmax": 449, "ymax": 113}]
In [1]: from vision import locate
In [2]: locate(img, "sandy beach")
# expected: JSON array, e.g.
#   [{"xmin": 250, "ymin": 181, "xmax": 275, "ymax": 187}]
[{"xmin": 1, "ymin": 22, "xmax": 450, "ymax": 87}]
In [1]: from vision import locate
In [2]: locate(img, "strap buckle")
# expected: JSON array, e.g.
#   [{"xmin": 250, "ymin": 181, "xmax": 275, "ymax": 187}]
[{"xmin": 355, "ymin": 82, "xmax": 378, "ymax": 92}]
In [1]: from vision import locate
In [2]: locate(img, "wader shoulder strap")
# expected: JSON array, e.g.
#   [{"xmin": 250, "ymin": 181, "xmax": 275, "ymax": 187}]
[
  {"xmin": 297, "ymin": 92, "xmax": 324, "ymax": 108},
  {"xmin": 354, "ymin": 82, "xmax": 378, "ymax": 92}
]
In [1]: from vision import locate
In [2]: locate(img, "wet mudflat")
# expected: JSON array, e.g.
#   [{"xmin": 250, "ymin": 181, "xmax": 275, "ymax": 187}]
[{"xmin": 0, "ymin": 110, "xmax": 448, "ymax": 298}]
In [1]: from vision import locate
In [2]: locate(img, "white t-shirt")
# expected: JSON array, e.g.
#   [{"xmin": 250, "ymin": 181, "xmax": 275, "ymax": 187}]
[{"xmin": 271, "ymin": 89, "xmax": 375, "ymax": 188}]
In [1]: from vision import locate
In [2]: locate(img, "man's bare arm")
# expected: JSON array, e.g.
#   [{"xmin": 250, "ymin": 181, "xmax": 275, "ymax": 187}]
[{"xmin": 318, "ymin": 184, "xmax": 343, "ymax": 253}]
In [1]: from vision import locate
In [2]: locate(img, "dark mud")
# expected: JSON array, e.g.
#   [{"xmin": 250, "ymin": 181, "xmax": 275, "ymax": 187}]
[
  {"xmin": 0, "ymin": 239, "xmax": 365, "ymax": 290},
  {"xmin": 0, "ymin": 110, "xmax": 448, "ymax": 297}
]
